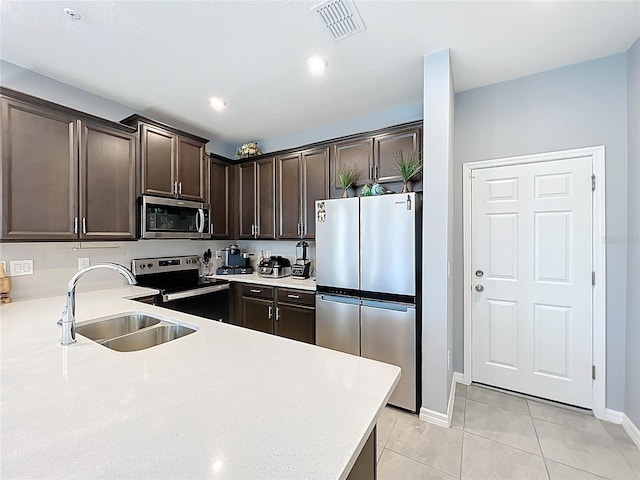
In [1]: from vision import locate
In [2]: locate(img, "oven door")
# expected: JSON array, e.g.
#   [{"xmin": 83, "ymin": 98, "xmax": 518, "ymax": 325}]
[
  {"xmin": 159, "ymin": 284, "xmax": 229, "ymax": 322},
  {"xmin": 141, "ymin": 196, "xmax": 211, "ymax": 239}
]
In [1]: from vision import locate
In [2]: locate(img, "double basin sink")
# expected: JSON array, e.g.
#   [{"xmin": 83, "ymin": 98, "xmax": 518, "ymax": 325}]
[{"xmin": 76, "ymin": 312, "xmax": 197, "ymax": 352}]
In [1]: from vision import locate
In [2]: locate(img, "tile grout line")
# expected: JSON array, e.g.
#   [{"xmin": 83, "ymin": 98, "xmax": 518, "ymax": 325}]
[
  {"xmin": 463, "ymin": 431, "xmax": 545, "ymax": 459},
  {"xmin": 382, "ymin": 445, "xmax": 461, "ymax": 479},
  {"xmin": 530, "ymin": 405, "xmax": 552, "ymax": 480}
]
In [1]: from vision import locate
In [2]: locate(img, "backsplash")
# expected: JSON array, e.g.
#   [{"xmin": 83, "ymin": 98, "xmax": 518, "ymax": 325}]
[{"xmin": 0, "ymin": 240, "xmax": 230, "ymax": 300}]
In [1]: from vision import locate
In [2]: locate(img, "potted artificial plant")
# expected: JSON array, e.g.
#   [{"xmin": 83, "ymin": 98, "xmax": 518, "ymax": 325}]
[
  {"xmin": 338, "ymin": 164, "xmax": 358, "ymax": 198},
  {"xmin": 394, "ymin": 150, "xmax": 422, "ymax": 193}
]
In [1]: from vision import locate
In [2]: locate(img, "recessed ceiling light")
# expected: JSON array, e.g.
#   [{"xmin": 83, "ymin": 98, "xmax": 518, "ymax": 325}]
[
  {"xmin": 209, "ymin": 97, "xmax": 226, "ymax": 111},
  {"xmin": 307, "ymin": 56, "xmax": 328, "ymax": 76},
  {"xmin": 63, "ymin": 8, "xmax": 81, "ymax": 21}
]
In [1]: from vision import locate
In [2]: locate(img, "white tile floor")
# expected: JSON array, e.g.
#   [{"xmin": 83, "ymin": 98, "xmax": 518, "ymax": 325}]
[{"xmin": 376, "ymin": 383, "xmax": 640, "ymax": 480}]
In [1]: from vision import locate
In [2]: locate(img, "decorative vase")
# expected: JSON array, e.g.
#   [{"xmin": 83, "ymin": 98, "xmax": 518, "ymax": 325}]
[
  {"xmin": 342, "ymin": 189, "xmax": 349, "ymax": 198},
  {"xmin": 402, "ymin": 182, "xmax": 409, "ymax": 193}
]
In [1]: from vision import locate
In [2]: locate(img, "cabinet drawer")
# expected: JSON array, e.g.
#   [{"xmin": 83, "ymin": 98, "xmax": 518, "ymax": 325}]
[
  {"xmin": 242, "ymin": 284, "xmax": 275, "ymax": 300},
  {"xmin": 277, "ymin": 288, "xmax": 315, "ymax": 307}
]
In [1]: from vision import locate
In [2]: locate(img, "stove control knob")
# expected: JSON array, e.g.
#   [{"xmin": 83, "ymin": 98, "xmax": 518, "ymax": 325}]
[
  {"xmin": 147, "ymin": 263, "xmax": 153, "ymax": 268},
  {"xmin": 139, "ymin": 264, "xmax": 145, "ymax": 269}
]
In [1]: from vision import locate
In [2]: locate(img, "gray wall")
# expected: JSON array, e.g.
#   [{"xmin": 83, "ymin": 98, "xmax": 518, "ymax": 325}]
[
  {"xmin": 625, "ymin": 37, "xmax": 640, "ymax": 427},
  {"xmin": 0, "ymin": 60, "xmax": 237, "ymax": 158},
  {"xmin": 454, "ymin": 53, "xmax": 629, "ymax": 410},
  {"xmin": 421, "ymin": 49, "xmax": 455, "ymax": 415}
]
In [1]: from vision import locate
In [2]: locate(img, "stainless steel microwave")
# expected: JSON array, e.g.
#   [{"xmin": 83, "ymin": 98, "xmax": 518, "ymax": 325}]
[{"xmin": 141, "ymin": 196, "xmax": 211, "ymax": 239}]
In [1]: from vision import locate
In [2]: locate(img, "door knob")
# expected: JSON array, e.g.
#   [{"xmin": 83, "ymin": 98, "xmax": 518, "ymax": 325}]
[{"xmin": 475, "ymin": 285, "xmax": 484, "ymax": 292}]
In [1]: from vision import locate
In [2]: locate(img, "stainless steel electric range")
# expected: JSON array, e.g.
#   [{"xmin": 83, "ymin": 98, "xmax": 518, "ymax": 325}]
[{"xmin": 132, "ymin": 255, "xmax": 229, "ymax": 322}]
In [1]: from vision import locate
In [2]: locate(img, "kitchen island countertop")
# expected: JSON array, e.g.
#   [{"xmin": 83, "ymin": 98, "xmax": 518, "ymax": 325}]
[{"xmin": 0, "ymin": 286, "xmax": 399, "ymax": 479}]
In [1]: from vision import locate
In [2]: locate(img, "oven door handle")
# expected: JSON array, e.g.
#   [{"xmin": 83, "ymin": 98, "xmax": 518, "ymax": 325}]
[{"xmin": 162, "ymin": 283, "xmax": 229, "ymax": 302}]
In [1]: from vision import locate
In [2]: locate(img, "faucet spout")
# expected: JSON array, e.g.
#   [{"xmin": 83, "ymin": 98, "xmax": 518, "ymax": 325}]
[{"xmin": 59, "ymin": 263, "xmax": 137, "ymax": 346}]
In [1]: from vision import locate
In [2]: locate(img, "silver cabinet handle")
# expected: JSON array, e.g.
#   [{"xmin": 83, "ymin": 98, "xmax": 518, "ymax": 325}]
[
  {"xmin": 275, "ymin": 307, "xmax": 280, "ymax": 320},
  {"xmin": 210, "ymin": 223, "xmax": 213, "ymax": 234},
  {"xmin": 73, "ymin": 217, "xmax": 78, "ymax": 234},
  {"xmin": 287, "ymin": 294, "xmax": 300, "ymax": 299},
  {"xmin": 178, "ymin": 182, "xmax": 182, "ymax": 196},
  {"xmin": 82, "ymin": 218, "xmax": 87, "ymax": 234},
  {"xmin": 250, "ymin": 289, "xmax": 261, "ymax": 293},
  {"xmin": 475, "ymin": 285, "xmax": 484, "ymax": 292},
  {"xmin": 251, "ymin": 224, "xmax": 255, "ymax": 236},
  {"xmin": 268, "ymin": 305, "xmax": 273, "ymax": 319},
  {"xmin": 374, "ymin": 165, "xmax": 379, "ymax": 179},
  {"xmin": 173, "ymin": 181, "xmax": 178, "ymax": 196},
  {"xmin": 255, "ymin": 224, "xmax": 259, "ymax": 238},
  {"xmin": 369, "ymin": 166, "xmax": 374, "ymax": 180}
]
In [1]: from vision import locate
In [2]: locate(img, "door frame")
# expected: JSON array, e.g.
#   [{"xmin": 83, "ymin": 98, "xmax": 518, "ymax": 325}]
[{"xmin": 462, "ymin": 146, "xmax": 606, "ymax": 419}]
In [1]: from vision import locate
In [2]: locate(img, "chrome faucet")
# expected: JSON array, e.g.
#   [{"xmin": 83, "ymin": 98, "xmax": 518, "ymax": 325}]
[{"xmin": 58, "ymin": 263, "xmax": 137, "ymax": 346}]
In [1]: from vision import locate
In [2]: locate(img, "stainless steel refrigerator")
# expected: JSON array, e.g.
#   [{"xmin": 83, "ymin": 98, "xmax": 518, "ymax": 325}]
[{"xmin": 315, "ymin": 193, "xmax": 421, "ymax": 412}]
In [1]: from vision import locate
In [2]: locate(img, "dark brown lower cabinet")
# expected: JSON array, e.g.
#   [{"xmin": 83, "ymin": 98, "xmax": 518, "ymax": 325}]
[
  {"xmin": 242, "ymin": 296, "xmax": 274, "ymax": 334},
  {"xmin": 347, "ymin": 427, "xmax": 376, "ymax": 480},
  {"xmin": 236, "ymin": 283, "xmax": 315, "ymax": 343}
]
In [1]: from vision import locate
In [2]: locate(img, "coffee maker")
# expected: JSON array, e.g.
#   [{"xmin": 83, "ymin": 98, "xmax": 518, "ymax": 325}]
[
  {"xmin": 291, "ymin": 240, "xmax": 311, "ymax": 279},
  {"xmin": 217, "ymin": 245, "xmax": 253, "ymax": 275}
]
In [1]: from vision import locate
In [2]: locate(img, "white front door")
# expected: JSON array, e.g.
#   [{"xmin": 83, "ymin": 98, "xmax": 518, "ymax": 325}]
[{"xmin": 471, "ymin": 157, "xmax": 593, "ymax": 408}]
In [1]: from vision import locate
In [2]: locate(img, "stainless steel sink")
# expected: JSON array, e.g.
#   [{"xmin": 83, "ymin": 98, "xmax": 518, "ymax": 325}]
[
  {"xmin": 102, "ymin": 324, "xmax": 196, "ymax": 352},
  {"xmin": 76, "ymin": 312, "xmax": 198, "ymax": 352},
  {"xmin": 76, "ymin": 313, "xmax": 162, "ymax": 343}
]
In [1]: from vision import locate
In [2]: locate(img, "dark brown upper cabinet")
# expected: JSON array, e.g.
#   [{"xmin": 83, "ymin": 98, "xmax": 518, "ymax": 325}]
[
  {"xmin": 277, "ymin": 147, "xmax": 329, "ymax": 239},
  {"xmin": 330, "ymin": 124, "xmax": 422, "ymax": 197},
  {"xmin": 209, "ymin": 158, "xmax": 231, "ymax": 239},
  {"xmin": 122, "ymin": 115, "xmax": 207, "ymax": 202},
  {"xmin": 79, "ymin": 122, "xmax": 137, "ymax": 240},
  {"xmin": 1, "ymin": 93, "xmax": 137, "ymax": 241},
  {"xmin": 373, "ymin": 126, "xmax": 422, "ymax": 184},
  {"xmin": 238, "ymin": 158, "xmax": 276, "ymax": 239}
]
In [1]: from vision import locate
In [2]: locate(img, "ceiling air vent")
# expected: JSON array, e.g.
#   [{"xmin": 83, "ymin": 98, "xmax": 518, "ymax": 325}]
[{"xmin": 312, "ymin": 0, "xmax": 366, "ymax": 41}]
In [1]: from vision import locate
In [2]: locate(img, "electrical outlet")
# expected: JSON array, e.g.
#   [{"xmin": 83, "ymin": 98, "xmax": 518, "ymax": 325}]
[
  {"xmin": 10, "ymin": 260, "xmax": 34, "ymax": 276},
  {"xmin": 215, "ymin": 251, "xmax": 222, "ymax": 259},
  {"xmin": 78, "ymin": 257, "xmax": 90, "ymax": 271}
]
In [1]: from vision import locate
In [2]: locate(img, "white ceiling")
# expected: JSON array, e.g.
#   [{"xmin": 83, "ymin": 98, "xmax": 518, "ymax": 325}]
[{"xmin": 1, "ymin": 1, "xmax": 639, "ymax": 147}]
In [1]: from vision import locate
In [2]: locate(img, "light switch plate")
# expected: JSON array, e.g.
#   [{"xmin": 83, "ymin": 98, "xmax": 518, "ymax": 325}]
[
  {"xmin": 78, "ymin": 257, "xmax": 90, "ymax": 271},
  {"xmin": 10, "ymin": 260, "xmax": 34, "ymax": 276}
]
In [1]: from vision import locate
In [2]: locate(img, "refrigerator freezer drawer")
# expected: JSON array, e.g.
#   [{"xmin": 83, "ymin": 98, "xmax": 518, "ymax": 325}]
[
  {"xmin": 315, "ymin": 294, "xmax": 360, "ymax": 356},
  {"xmin": 361, "ymin": 301, "xmax": 416, "ymax": 411}
]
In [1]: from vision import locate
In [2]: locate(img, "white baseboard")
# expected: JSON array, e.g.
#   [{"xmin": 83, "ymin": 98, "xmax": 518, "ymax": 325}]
[
  {"xmin": 603, "ymin": 408, "xmax": 624, "ymax": 424},
  {"xmin": 453, "ymin": 371, "xmax": 466, "ymax": 385},
  {"xmin": 419, "ymin": 374, "xmax": 458, "ymax": 428},
  {"xmin": 622, "ymin": 414, "xmax": 640, "ymax": 449}
]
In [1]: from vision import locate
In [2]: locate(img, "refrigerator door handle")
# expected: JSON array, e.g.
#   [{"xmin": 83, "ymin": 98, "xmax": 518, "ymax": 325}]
[
  {"xmin": 361, "ymin": 299, "xmax": 414, "ymax": 312},
  {"xmin": 319, "ymin": 294, "xmax": 361, "ymax": 306}
]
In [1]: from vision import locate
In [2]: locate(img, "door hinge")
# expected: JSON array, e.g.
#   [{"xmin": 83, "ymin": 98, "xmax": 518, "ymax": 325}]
[
  {"xmin": 592, "ymin": 174, "xmax": 596, "ymax": 191},
  {"xmin": 592, "ymin": 271, "xmax": 596, "ymax": 286},
  {"xmin": 592, "ymin": 365, "xmax": 596, "ymax": 380}
]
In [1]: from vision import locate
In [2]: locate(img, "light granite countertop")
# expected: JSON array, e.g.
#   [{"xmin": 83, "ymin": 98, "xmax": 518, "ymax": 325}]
[
  {"xmin": 0, "ymin": 286, "xmax": 399, "ymax": 479},
  {"xmin": 205, "ymin": 271, "xmax": 316, "ymax": 291}
]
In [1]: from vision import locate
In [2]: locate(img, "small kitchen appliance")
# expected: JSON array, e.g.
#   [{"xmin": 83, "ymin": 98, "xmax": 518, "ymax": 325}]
[
  {"xmin": 140, "ymin": 196, "xmax": 211, "ymax": 239},
  {"xmin": 291, "ymin": 240, "xmax": 311, "ymax": 279},
  {"xmin": 217, "ymin": 245, "xmax": 253, "ymax": 275},
  {"xmin": 258, "ymin": 256, "xmax": 292, "ymax": 278}
]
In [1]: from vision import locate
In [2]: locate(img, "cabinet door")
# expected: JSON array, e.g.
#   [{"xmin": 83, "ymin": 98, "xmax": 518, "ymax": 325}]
[
  {"xmin": 1, "ymin": 98, "xmax": 78, "ymax": 240},
  {"xmin": 238, "ymin": 162, "xmax": 256, "ymax": 239},
  {"xmin": 256, "ymin": 157, "xmax": 276, "ymax": 239},
  {"xmin": 275, "ymin": 303, "xmax": 315, "ymax": 344},
  {"xmin": 141, "ymin": 124, "xmax": 176, "ymax": 197},
  {"xmin": 209, "ymin": 160, "xmax": 230, "ymax": 239},
  {"xmin": 79, "ymin": 122, "xmax": 136, "ymax": 239},
  {"xmin": 242, "ymin": 296, "xmax": 274, "ymax": 334},
  {"xmin": 228, "ymin": 164, "xmax": 239, "ymax": 239},
  {"xmin": 331, "ymin": 138, "xmax": 373, "ymax": 198},
  {"xmin": 301, "ymin": 147, "xmax": 329, "ymax": 238},
  {"xmin": 374, "ymin": 127, "xmax": 421, "ymax": 184},
  {"xmin": 177, "ymin": 136, "xmax": 205, "ymax": 201},
  {"xmin": 277, "ymin": 153, "xmax": 301, "ymax": 239}
]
